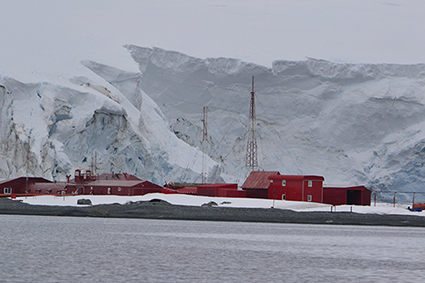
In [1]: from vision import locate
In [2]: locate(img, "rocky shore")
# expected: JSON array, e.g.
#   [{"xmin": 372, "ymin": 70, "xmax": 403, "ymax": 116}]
[{"xmin": 1, "ymin": 198, "xmax": 424, "ymax": 227}]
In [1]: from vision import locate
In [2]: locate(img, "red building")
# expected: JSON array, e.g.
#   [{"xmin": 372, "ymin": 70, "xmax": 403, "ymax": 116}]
[
  {"xmin": 163, "ymin": 182, "xmax": 246, "ymax": 198},
  {"xmin": 241, "ymin": 171, "xmax": 280, "ymax": 199},
  {"xmin": 0, "ymin": 170, "xmax": 163, "ymax": 197},
  {"xmin": 242, "ymin": 171, "xmax": 371, "ymax": 205},
  {"xmin": 268, "ymin": 175, "xmax": 325, "ymax": 202},
  {"xmin": 0, "ymin": 177, "xmax": 54, "ymax": 197},
  {"xmin": 1, "ymin": 169, "xmax": 371, "ymax": 206},
  {"xmin": 323, "ymin": 185, "xmax": 371, "ymax": 206}
]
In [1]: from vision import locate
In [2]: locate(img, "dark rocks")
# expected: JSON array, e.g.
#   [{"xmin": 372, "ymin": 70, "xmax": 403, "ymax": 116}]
[
  {"xmin": 77, "ymin": 199, "xmax": 92, "ymax": 205},
  {"xmin": 148, "ymin": 199, "xmax": 171, "ymax": 205},
  {"xmin": 202, "ymin": 201, "xmax": 218, "ymax": 207}
]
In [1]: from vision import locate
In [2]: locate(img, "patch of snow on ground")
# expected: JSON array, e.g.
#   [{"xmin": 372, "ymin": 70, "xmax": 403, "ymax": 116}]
[{"xmin": 13, "ymin": 194, "xmax": 424, "ymax": 217}]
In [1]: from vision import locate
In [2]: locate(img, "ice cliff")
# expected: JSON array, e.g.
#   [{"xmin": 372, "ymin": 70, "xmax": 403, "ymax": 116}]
[
  {"xmin": 0, "ymin": 71, "xmax": 221, "ymax": 185},
  {"xmin": 2, "ymin": 45, "xmax": 425, "ymax": 196}
]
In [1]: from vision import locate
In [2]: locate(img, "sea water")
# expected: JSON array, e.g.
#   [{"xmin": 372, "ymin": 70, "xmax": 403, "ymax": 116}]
[{"xmin": 0, "ymin": 215, "xmax": 424, "ymax": 283}]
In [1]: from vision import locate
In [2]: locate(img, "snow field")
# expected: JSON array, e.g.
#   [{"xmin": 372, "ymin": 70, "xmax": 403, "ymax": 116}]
[{"xmin": 14, "ymin": 193, "xmax": 424, "ymax": 217}]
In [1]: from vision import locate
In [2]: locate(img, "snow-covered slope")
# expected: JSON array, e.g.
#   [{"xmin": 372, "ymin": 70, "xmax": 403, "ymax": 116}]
[{"xmin": 2, "ymin": 45, "xmax": 425, "ymax": 197}]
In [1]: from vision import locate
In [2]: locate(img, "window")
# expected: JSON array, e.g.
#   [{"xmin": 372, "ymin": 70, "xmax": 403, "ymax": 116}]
[
  {"xmin": 282, "ymin": 180, "xmax": 286, "ymax": 186},
  {"xmin": 118, "ymin": 187, "xmax": 122, "ymax": 192},
  {"xmin": 282, "ymin": 194, "xmax": 286, "ymax": 200},
  {"xmin": 36, "ymin": 190, "xmax": 41, "ymax": 194},
  {"xmin": 46, "ymin": 190, "xmax": 52, "ymax": 194},
  {"xmin": 307, "ymin": 195, "xmax": 312, "ymax": 202},
  {"xmin": 3, "ymin": 188, "xmax": 12, "ymax": 194},
  {"xmin": 308, "ymin": 180, "xmax": 312, "ymax": 187},
  {"xmin": 108, "ymin": 188, "xmax": 111, "ymax": 194}
]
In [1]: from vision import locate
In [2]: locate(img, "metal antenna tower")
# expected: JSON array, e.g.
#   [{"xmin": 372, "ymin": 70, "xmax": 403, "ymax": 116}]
[
  {"xmin": 90, "ymin": 151, "xmax": 99, "ymax": 177},
  {"xmin": 26, "ymin": 135, "xmax": 30, "ymax": 191},
  {"xmin": 245, "ymin": 76, "xmax": 258, "ymax": 172},
  {"xmin": 201, "ymin": 106, "xmax": 209, "ymax": 183}
]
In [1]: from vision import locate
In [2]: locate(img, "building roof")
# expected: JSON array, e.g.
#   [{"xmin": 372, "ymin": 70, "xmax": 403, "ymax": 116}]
[
  {"xmin": 0, "ymin": 177, "xmax": 53, "ymax": 185},
  {"xmin": 241, "ymin": 171, "xmax": 280, "ymax": 190},
  {"xmin": 197, "ymin": 183, "xmax": 238, "ymax": 189},
  {"xmin": 324, "ymin": 185, "xmax": 369, "ymax": 190},
  {"xmin": 176, "ymin": 187, "xmax": 198, "ymax": 194},
  {"xmin": 28, "ymin": 182, "xmax": 68, "ymax": 190},
  {"xmin": 269, "ymin": 175, "xmax": 325, "ymax": 181},
  {"xmin": 81, "ymin": 179, "xmax": 146, "ymax": 188},
  {"xmin": 96, "ymin": 173, "xmax": 142, "ymax": 181}
]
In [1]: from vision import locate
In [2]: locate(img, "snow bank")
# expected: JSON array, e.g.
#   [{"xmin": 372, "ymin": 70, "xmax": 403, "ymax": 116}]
[{"xmin": 14, "ymin": 194, "xmax": 423, "ymax": 217}]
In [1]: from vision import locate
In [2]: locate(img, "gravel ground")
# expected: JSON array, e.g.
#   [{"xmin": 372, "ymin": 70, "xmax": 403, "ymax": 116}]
[{"xmin": 1, "ymin": 198, "xmax": 425, "ymax": 227}]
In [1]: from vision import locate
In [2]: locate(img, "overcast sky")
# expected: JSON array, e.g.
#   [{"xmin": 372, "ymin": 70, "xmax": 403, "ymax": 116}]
[{"xmin": 1, "ymin": 0, "xmax": 425, "ymax": 83}]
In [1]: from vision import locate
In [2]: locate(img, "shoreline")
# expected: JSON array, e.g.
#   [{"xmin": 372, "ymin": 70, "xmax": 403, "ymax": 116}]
[{"xmin": 1, "ymin": 198, "xmax": 425, "ymax": 227}]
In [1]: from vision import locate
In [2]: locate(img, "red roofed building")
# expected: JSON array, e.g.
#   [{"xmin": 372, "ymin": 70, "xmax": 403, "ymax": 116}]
[
  {"xmin": 242, "ymin": 172, "xmax": 371, "ymax": 205},
  {"xmin": 241, "ymin": 171, "xmax": 280, "ymax": 199},
  {"xmin": 1, "ymin": 177, "xmax": 56, "ymax": 197},
  {"xmin": 0, "ymin": 170, "xmax": 163, "ymax": 197}
]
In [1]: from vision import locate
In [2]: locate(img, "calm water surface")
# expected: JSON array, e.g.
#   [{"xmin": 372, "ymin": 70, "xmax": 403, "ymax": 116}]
[{"xmin": 0, "ymin": 215, "xmax": 424, "ymax": 282}]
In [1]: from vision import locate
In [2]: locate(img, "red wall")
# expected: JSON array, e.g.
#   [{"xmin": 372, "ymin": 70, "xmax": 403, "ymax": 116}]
[
  {"xmin": 363, "ymin": 189, "xmax": 371, "ymax": 206},
  {"xmin": 322, "ymin": 188, "xmax": 346, "ymax": 205},
  {"xmin": 244, "ymin": 189, "xmax": 269, "ymax": 199},
  {"xmin": 323, "ymin": 186, "xmax": 371, "ymax": 206},
  {"xmin": 303, "ymin": 180, "xmax": 323, "ymax": 203},
  {"xmin": 268, "ymin": 177, "xmax": 323, "ymax": 203},
  {"xmin": 225, "ymin": 189, "xmax": 246, "ymax": 198},
  {"xmin": 197, "ymin": 188, "xmax": 216, "ymax": 197},
  {"xmin": 197, "ymin": 184, "xmax": 246, "ymax": 198}
]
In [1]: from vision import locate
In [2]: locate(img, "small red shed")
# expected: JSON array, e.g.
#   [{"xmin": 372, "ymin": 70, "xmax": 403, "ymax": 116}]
[
  {"xmin": 242, "ymin": 171, "xmax": 280, "ymax": 199},
  {"xmin": 323, "ymin": 185, "xmax": 371, "ymax": 206},
  {"xmin": 268, "ymin": 175, "xmax": 325, "ymax": 202}
]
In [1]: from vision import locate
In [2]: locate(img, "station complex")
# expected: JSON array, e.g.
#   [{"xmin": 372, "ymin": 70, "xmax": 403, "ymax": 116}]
[{"xmin": 0, "ymin": 169, "xmax": 371, "ymax": 206}]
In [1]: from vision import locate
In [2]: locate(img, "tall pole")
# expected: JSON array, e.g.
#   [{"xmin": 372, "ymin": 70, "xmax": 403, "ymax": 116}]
[
  {"xmin": 26, "ymin": 135, "xmax": 30, "ymax": 192},
  {"xmin": 245, "ymin": 76, "xmax": 258, "ymax": 172},
  {"xmin": 202, "ymin": 106, "xmax": 208, "ymax": 184}
]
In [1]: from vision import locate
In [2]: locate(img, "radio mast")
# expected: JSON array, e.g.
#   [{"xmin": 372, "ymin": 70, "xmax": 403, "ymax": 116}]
[{"xmin": 245, "ymin": 76, "xmax": 258, "ymax": 172}]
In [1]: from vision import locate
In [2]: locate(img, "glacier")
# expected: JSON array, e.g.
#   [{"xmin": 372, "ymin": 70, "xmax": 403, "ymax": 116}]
[
  {"xmin": 2, "ymin": 45, "xmax": 425, "ymax": 196},
  {"xmin": 0, "ymin": 67, "xmax": 222, "ymax": 185}
]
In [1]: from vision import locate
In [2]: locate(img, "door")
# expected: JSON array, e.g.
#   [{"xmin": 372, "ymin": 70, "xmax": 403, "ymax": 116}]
[{"xmin": 346, "ymin": 190, "xmax": 362, "ymax": 205}]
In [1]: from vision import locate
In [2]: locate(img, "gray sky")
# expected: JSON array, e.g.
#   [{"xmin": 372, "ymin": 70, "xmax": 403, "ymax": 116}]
[{"xmin": 1, "ymin": 0, "xmax": 424, "ymax": 83}]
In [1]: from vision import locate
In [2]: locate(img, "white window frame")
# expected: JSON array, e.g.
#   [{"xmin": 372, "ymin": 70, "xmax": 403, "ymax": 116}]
[
  {"xmin": 282, "ymin": 180, "xmax": 286, "ymax": 186},
  {"xmin": 308, "ymin": 180, "xmax": 312, "ymax": 187},
  {"xmin": 3, "ymin": 188, "xmax": 12, "ymax": 194},
  {"xmin": 282, "ymin": 194, "xmax": 286, "ymax": 200},
  {"xmin": 307, "ymin": 195, "xmax": 312, "ymax": 202}
]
